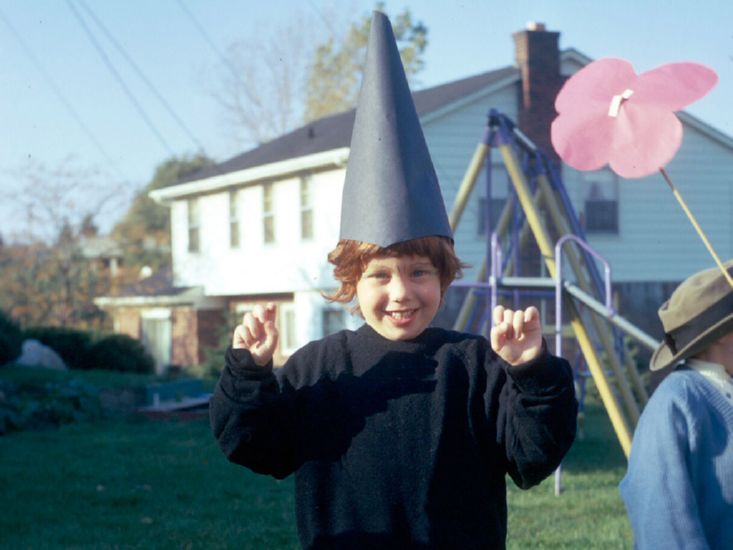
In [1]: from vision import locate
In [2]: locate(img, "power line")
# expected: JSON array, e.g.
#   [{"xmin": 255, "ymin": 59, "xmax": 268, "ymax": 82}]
[
  {"xmin": 77, "ymin": 0, "xmax": 205, "ymax": 152},
  {"xmin": 175, "ymin": 0, "xmax": 243, "ymax": 85},
  {"xmin": 65, "ymin": 0, "xmax": 176, "ymax": 156},
  {"xmin": 306, "ymin": 0, "xmax": 337, "ymax": 38},
  {"xmin": 0, "ymin": 5, "xmax": 128, "ymax": 182}
]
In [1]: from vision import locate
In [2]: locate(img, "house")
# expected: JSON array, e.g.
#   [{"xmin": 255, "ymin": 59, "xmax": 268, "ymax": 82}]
[{"xmin": 96, "ymin": 23, "xmax": 733, "ymax": 369}]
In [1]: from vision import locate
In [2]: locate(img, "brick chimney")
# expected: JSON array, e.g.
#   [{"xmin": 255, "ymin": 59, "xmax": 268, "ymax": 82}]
[{"xmin": 513, "ymin": 22, "xmax": 563, "ymax": 162}]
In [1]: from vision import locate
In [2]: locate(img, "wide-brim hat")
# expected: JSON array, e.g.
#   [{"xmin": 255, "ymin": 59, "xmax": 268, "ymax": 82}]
[{"xmin": 650, "ymin": 260, "xmax": 733, "ymax": 371}]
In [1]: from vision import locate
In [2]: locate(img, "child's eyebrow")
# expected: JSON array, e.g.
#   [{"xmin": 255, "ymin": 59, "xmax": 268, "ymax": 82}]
[{"xmin": 411, "ymin": 261, "xmax": 436, "ymax": 268}]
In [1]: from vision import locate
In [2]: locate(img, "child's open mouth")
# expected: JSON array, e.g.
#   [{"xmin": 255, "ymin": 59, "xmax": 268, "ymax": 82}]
[{"xmin": 386, "ymin": 309, "xmax": 417, "ymax": 324}]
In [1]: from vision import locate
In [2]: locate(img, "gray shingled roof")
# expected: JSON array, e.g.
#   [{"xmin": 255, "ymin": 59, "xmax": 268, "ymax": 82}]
[{"xmin": 178, "ymin": 65, "xmax": 518, "ymax": 185}]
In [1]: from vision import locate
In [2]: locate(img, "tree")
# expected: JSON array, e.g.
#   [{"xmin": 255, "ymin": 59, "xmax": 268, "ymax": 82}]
[
  {"xmin": 111, "ymin": 154, "xmax": 213, "ymax": 273},
  {"xmin": 304, "ymin": 5, "xmax": 428, "ymax": 122},
  {"xmin": 5, "ymin": 157, "xmax": 126, "ymax": 245},
  {"xmin": 213, "ymin": 4, "xmax": 428, "ymax": 148},
  {"xmin": 0, "ymin": 159, "xmax": 127, "ymax": 328},
  {"xmin": 211, "ymin": 12, "xmax": 317, "ymax": 149}
]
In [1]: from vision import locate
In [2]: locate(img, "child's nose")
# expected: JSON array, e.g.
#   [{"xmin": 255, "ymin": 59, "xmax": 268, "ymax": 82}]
[{"xmin": 388, "ymin": 275, "xmax": 410, "ymax": 301}]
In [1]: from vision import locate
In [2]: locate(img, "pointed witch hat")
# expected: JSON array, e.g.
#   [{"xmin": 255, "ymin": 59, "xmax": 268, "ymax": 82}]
[{"xmin": 339, "ymin": 10, "xmax": 452, "ymax": 248}]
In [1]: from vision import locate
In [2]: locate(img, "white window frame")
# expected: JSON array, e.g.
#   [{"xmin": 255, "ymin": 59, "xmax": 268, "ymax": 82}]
[
  {"xmin": 279, "ymin": 303, "xmax": 297, "ymax": 354},
  {"xmin": 187, "ymin": 198, "xmax": 200, "ymax": 253},
  {"xmin": 263, "ymin": 183, "xmax": 275, "ymax": 244},
  {"xmin": 229, "ymin": 190, "xmax": 241, "ymax": 248},
  {"xmin": 300, "ymin": 174, "xmax": 314, "ymax": 241}
]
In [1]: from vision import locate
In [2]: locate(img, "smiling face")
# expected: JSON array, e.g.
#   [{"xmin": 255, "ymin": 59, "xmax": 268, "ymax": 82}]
[{"xmin": 356, "ymin": 254, "xmax": 441, "ymax": 341}]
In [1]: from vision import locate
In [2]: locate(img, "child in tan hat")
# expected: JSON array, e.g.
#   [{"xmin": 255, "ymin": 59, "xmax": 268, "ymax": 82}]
[{"xmin": 620, "ymin": 260, "xmax": 733, "ymax": 549}]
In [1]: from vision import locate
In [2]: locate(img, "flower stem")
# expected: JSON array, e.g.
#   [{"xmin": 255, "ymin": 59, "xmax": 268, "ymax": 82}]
[{"xmin": 659, "ymin": 167, "xmax": 733, "ymax": 288}]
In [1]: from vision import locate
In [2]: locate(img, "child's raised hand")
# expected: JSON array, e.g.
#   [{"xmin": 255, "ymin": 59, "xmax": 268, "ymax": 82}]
[
  {"xmin": 232, "ymin": 303, "xmax": 279, "ymax": 367},
  {"xmin": 490, "ymin": 305, "xmax": 543, "ymax": 366}
]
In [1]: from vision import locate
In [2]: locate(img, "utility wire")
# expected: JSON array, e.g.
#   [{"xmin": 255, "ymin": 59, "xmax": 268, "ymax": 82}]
[
  {"xmin": 306, "ymin": 0, "xmax": 337, "ymax": 38},
  {"xmin": 0, "ymin": 5, "xmax": 128, "ymax": 182},
  {"xmin": 65, "ymin": 0, "xmax": 176, "ymax": 156},
  {"xmin": 175, "ymin": 0, "xmax": 244, "ymax": 85},
  {"xmin": 77, "ymin": 0, "xmax": 205, "ymax": 152}
]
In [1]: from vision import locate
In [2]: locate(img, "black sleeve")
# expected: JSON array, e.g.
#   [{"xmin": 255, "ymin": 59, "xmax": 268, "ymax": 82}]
[
  {"xmin": 494, "ymin": 341, "xmax": 578, "ymax": 489},
  {"xmin": 209, "ymin": 346, "xmax": 298, "ymax": 479}
]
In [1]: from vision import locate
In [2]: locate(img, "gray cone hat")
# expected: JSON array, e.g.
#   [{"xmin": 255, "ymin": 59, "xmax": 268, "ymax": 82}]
[
  {"xmin": 649, "ymin": 259, "xmax": 733, "ymax": 371},
  {"xmin": 339, "ymin": 11, "xmax": 452, "ymax": 248}
]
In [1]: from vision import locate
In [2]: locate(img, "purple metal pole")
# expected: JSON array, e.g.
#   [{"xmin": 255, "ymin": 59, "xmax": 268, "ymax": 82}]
[
  {"xmin": 554, "ymin": 234, "xmax": 614, "ymax": 357},
  {"xmin": 553, "ymin": 234, "xmax": 614, "ymax": 496}
]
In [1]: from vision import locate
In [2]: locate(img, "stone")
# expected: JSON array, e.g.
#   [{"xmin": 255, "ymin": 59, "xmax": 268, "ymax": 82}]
[{"xmin": 15, "ymin": 339, "xmax": 68, "ymax": 371}]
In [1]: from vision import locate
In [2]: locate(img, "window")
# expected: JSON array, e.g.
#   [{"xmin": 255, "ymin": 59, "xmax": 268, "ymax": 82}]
[
  {"xmin": 478, "ymin": 197, "xmax": 508, "ymax": 235},
  {"xmin": 229, "ymin": 190, "xmax": 240, "ymax": 248},
  {"xmin": 585, "ymin": 200, "xmax": 618, "ymax": 233},
  {"xmin": 280, "ymin": 304, "xmax": 297, "ymax": 353},
  {"xmin": 583, "ymin": 175, "xmax": 619, "ymax": 234},
  {"xmin": 187, "ymin": 198, "xmax": 200, "ymax": 253},
  {"xmin": 300, "ymin": 175, "xmax": 314, "ymax": 240},
  {"xmin": 322, "ymin": 308, "xmax": 345, "ymax": 336},
  {"xmin": 263, "ymin": 183, "xmax": 275, "ymax": 243}
]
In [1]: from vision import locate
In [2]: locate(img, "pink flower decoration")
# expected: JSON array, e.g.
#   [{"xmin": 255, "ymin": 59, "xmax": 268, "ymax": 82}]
[{"xmin": 551, "ymin": 58, "xmax": 718, "ymax": 178}]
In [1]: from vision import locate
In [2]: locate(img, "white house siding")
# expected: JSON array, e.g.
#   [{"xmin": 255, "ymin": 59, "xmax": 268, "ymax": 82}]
[
  {"xmin": 172, "ymin": 168, "xmax": 347, "ymax": 297},
  {"xmin": 423, "ymin": 84, "xmax": 519, "ymax": 279}
]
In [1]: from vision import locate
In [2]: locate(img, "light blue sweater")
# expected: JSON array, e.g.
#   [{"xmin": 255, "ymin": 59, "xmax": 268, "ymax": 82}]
[{"xmin": 620, "ymin": 367, "xmax": 733, "ymax": 549}]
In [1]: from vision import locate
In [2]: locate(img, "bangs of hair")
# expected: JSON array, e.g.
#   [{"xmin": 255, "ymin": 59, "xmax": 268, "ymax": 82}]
[{"xmin": 324, "ymin": 236, "xmax": 465, "ymax": 305}]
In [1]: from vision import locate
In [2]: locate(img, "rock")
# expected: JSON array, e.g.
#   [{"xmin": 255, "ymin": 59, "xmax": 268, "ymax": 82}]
[{"xmin": 15, "ymin": 339, "xmax": 68, "ymax": 371}]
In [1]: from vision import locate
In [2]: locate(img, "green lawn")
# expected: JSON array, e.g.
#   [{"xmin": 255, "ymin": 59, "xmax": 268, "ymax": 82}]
[{"xmin": 0, "ymin": 401, "xmax": 631, "ymax": 549}]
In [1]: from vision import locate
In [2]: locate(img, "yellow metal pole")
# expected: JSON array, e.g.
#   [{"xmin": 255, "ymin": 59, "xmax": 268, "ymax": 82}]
[
  {"xmin": 449, "ymin": 143, "xmax": 489, "ymax": 229},
  {"xmin": 499, "ymin": 143, "xmax": 633, "ymax": 457},
  {"xmin": 537, "ymin": 176, "xmax": 648, "ymax": 407},
  {"xmin": 449, "ymin": 142, "xmax": 489, "ymax": 332},
  {"xmin": 536, "ymin": 176, "xmax": 643, "ymax": 421}
]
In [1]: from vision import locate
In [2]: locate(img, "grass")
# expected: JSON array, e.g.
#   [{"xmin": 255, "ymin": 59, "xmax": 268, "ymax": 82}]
[
  {"xmin": 0, "ymin": 394, "xmax": 631, "ymax": 549},
  {"xmin": 506, "ymin": 403, "xmax": 631, "ymax": 549}
]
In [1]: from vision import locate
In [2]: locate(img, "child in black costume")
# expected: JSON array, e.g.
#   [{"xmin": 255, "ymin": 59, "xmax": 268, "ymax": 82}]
[
  {"xmin": 209, "ymin": 11, "xmax": 576, "ymax": 550},
  {"xmin": 210, "ymin": 238, "xmax": 576, "ymax": 549}
]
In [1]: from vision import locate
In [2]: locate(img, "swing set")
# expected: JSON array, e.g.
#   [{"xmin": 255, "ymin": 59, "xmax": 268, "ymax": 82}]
[{"xmin": 447, "ymin": 110, "xmax": 659, "ymax": 471}]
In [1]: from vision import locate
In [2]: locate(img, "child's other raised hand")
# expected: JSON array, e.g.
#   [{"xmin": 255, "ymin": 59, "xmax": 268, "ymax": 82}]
[
  {"xmin": 490, "ymin": 305, "xmax": 543, "ymax": 366},
  {"xmin": 232, "ymin": 303, "xmax": 279, "ymax": 367}
]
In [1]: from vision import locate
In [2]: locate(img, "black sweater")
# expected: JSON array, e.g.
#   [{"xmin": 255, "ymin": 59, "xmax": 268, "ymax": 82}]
[{"xmin": 210, "ymin": 323, "xmax": 577, "ymax": 550}]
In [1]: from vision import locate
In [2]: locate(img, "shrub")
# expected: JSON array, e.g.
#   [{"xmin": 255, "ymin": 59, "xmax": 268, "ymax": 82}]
[
  {"xmin": 22, "ymin": 326, "xmax": 94, "ymax": 370},
  {"xmin": 0, "ymin": 310, "xmax": 23, "ymax": 364},
  {"xmin": 84, "ymin": 334, "xmax": 155, "ymax": 374},
  {"xmin": 0, "ymin": 376, "xmax": 101, "ymax": 434},
  {"xmin": 198, "ymin": 310, "xmax": 239, "ymax": 379}
]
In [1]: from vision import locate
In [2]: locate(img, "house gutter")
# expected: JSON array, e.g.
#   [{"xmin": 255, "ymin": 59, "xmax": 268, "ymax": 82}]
[
  {"xmin": 94, "ymin": 286, "xmax": 223, "ymax": 309},
  {"xmin": 149, "ymin": 147, "xmax": 350, "ymax": 204}
]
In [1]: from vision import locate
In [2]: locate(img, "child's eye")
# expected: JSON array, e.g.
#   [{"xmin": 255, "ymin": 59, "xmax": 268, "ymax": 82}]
[
  {"xmin": 412, "ymin": 269, "xmax": 435, "ymax": 278},
  {"xmin": 368, "ymin": 271, "xmax": 390, "ymax": 280}
]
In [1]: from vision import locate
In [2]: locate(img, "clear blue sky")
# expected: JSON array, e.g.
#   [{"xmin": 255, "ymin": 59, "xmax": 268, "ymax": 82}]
[{"xmin": 2, "ymin": 0, "xmax": 732, "ymax": 239}]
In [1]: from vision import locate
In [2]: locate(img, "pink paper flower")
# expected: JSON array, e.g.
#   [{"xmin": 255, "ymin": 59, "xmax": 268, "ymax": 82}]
[{"xmin": 551, "ymin": 58, "xmax": 717, "ymax": 178}]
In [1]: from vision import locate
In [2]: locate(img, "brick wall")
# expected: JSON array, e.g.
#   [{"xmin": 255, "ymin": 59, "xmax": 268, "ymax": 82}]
[
  {"xmin": 116, "ymin": 308, "xmax": 141, "ymax": 338},
  {"xmin": 171, "ymin": 307, "xmax": 198, "ymax": 367},
  {"xmin": 196, "ymin": 309, "xmax": 225, "ymax": 364},
  {"xmin": 513, "ymin": 23, "xmax": 564, "ymax": 163}
]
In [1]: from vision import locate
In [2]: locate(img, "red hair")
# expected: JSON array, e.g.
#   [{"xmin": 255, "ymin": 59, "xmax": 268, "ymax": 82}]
[{"xmin": 324, "ymin": 236, "xmax": 465, "ymax": 305}]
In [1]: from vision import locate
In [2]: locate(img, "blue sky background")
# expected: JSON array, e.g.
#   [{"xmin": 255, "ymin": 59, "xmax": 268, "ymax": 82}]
[{"xmin": 2, "ymin": 0, "xmax": 732, "ymax": 238}]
